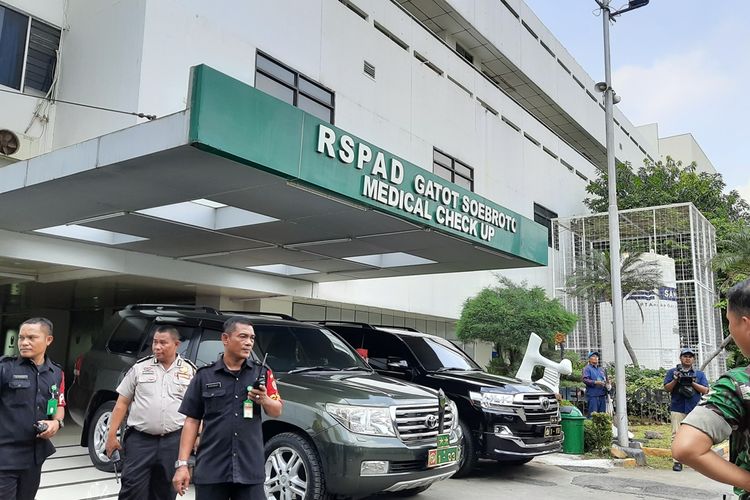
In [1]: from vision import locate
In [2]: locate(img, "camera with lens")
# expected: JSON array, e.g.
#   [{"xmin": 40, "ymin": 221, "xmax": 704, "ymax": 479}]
[{"xmin": 676, "ymin": 366, "xmax": 696, "ymax": 398}]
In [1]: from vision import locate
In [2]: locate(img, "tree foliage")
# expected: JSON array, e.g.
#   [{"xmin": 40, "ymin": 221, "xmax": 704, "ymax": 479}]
[
  {"xmin": 713, "ymin": 225, "xmax": 750, "ymax": 289},
  {"xmin": 584, "ymin": 158, "xmax": 750, "ymax": 242},
  {"xmin": 565, "ymin": 251, "xmax": 665, "ymax": 367},
  {"xmin": 456, "ymin": 276, "xmax": 578, "ymax": 375}
]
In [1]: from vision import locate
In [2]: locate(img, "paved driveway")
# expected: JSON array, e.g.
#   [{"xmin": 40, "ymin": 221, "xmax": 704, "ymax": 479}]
[{"xmin": 41, "ymin": 425, "xmax": 733, "ymax": 500}]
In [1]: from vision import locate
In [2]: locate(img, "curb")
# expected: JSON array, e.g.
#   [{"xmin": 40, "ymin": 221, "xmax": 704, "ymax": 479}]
[
  {"xmin": 614, "ymin": 458, "xmax": 637, "ymax": 468},
  {"xmin": 639, "ymin": 442, "xmax": 729, "ymax": 461},
  {"xmin": 642, "ymin": 446, "xmax": 672, "ymax": 458}
]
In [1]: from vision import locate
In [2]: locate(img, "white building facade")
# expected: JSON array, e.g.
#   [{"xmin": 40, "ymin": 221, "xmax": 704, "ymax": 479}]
[{"xmin": 0, "ymin": 0, "xmax": 711, "ymax": 370}]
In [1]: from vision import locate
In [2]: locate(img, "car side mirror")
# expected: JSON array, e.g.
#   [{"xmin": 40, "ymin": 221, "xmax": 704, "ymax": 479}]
[{"xmin": 386, "ymin": 358, "xmax": 409, "ymax": 371}]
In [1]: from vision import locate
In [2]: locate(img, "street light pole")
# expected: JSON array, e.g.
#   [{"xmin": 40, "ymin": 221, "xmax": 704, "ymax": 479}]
[{"xmin": 596, "ymin": 0, "xmax": 648, "ymax": 447}]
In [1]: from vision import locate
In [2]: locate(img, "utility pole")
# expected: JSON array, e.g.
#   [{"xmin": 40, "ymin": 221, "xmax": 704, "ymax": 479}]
[{"xmin": 595, "ymin": 0, "xmax": 649, "ymax": 447}]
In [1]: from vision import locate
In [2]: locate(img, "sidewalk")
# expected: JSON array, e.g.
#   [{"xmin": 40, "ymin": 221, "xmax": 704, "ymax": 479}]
[{"xmin": 537, "ymin": 453, "xmax": 735, "ymax": 499}]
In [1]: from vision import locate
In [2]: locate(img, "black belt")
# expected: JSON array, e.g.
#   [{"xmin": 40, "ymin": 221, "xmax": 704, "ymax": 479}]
[{"xmin": 132, "ymin": 428, "xmax": 181, "ymax": 438}]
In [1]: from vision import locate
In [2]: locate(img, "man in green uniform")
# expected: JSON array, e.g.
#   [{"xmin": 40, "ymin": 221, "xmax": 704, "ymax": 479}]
[{"xmin": 673, "ymin": 277, "xmax": 750, "ymax": 498}]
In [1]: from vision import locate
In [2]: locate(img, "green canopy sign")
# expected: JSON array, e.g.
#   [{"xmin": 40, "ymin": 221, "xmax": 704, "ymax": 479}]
[{"xmin": 188, "ymin": 64, "xmax": 547, "ymax": 266}]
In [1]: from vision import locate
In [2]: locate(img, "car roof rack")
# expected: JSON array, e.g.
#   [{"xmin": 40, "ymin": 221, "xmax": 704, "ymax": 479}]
[
  {"xmin": 370, "ymin": 325, "xmax": 421, "ymax": 332},
  {"xmin": 221, "ymin": 311, "xmax": 298, "ymax": 321},
  {"xmin": 315, "ymin": 320, "xmax": 377, "ymax": 329},
  {"xmin": 125, "ymin": 304, "xmax": 219, "ymax": 314}
]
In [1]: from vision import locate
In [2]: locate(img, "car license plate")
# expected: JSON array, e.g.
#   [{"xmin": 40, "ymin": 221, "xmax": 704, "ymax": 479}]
[
  {"xmin": 428, "ymin": 446, "xmax": 458, "ymax": 467},
  {"xmin": 544, "ymin": 425, "xmax": 562, "ymax": 437}
]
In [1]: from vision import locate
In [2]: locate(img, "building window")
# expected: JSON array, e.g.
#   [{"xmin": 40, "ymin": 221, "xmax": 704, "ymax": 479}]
[
  {"xmin": 433, "ymin": 149, "xmax": 474, "ymax": 191},
  {"xmin": 0, "ymin": 6, "xmax": 61, "ymax": 94},
  {"xmin": 534, "ymin": 203, "xmax": 558, "ymax": 249},
  {"xmin": 455, "ymin": 43, "xmax": 474, "ymax": 64},
  {"xmin": 255, "ymin": 51, "xmax": 335, "ymax": 123}
]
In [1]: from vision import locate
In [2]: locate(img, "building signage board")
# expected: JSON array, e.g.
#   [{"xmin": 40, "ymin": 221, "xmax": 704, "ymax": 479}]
[{"xmin": 188, "ymin": 65, "xmax": 547, "ymax": 266}]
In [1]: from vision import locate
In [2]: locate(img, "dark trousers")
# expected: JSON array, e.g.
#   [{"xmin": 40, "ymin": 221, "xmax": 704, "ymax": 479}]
[
  {"xmin": 587, "ymin": 395, "xmax": 607, "ymax": 415},
  {"xmin": 0, "ymin": 464, "xmax": 43, "ymax": 500},
  {"xmin": 195, "ymin": 483, "xmax": 266, "ymax": 500},
  {"xmin": 119, "ymin": 429, "xmax": 181, "ymax": 500}
]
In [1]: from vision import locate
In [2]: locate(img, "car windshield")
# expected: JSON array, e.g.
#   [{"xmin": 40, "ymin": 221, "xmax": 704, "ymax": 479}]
[
  {"xmin": 401, "ymin": 335, "xmax": 482, "ymax": 372},
  {"xmin": 254, "ymin": 324, "xmax": 370, "ymax": 373}
]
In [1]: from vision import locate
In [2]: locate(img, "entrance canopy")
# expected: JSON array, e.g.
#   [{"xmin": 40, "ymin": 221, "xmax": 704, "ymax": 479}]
[{"xmin": 0, "ymin": 65, "xmax": 547, "ymax": 284}]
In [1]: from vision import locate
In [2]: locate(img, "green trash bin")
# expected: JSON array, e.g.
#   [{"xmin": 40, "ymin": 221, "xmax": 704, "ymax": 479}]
[{"xmin": 560, "ymin": 410, "xmax": 585, "ymax": 455}]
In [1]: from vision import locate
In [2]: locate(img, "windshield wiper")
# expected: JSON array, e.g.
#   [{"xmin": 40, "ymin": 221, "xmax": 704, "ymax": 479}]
[
  {"xmin": 434, "ymin": 367, "xmax": 477, "ymax": 372},
  {"xmin": 342, "ymin": 366, "xmax": 369, "ymax": 371},
  {"xmin": 287, "ymin": 366, "xmax": 343, "ymax": 374}
]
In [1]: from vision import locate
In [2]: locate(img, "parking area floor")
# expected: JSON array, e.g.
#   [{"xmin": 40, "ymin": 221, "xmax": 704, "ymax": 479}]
[{"xmin": 42, "ymin": 424, "xmax": 734, "ymax": 500}]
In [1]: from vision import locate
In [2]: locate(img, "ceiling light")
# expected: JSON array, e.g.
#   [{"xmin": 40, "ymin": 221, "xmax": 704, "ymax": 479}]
[
  {"xmin": 191, "ymin": 198, "xmax": 228, "ymax": 209},
  {"xmin": 247, "ymin": 264, "xmax": 318, "ymax": 276},
  {"xmin": 137, "ymin": 201, "xmax": 277, "ymax": 230},
  {"xmin": 343, "ymin": 252, "xmax": 435, "ymax": 268},
  {"xmin": 34, "ymin": 225, "xmax": 148, "ymax": 245}
]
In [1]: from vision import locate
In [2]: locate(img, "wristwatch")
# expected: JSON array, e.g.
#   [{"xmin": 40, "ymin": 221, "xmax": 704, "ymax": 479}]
[
  {"xmin": 175, "ymin": 459, "xmax": 189, "ymax": 469},
  {"xmin": 56, "ymin": 418, "xmax": 64, "ymax": 429}
]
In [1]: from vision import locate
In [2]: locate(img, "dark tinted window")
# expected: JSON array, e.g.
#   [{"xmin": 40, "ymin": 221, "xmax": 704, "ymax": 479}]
[
  {"xmin": 195, "ymin": 329, "xmax": 224, "ymax": 367},
  {"xmin": 138, "ymin": 324, "xmax": 195, "ymax": 357},
  {"xmin": 0, "ymin": 6, "xmax": 28, "ymax": 89},
  {"xmin": 534, "ymin": 202, "xmax": 558, "ymax": 249},
  {"xmin": 255, "ymin": 324, "xmax": 366, "ymax": 372},
  {"xmin": 401, "ymin": 335, "xmax": 480, "ymax": 371},
  {"xmin": 335, "ymin": 328, "xmax": 413, "ymax": 370},
  {"xmin": 107, "ymin": 317, "xmax": 150, "ymax": 355},
  {"xmin": 255, "ymin": 51, "xmax": 335, "ymax": 123}
]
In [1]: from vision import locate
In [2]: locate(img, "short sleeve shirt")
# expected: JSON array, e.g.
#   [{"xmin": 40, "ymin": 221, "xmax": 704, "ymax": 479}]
[
  {"xmin": 683, "ymin": 367, "xmax": 750, "ymax": 497},
  {"xmin": 0, "ymin": 356, "xmax": 65, "ymax": 469},
  {"xmin": 116, "ymin": 355, "xmax": 196, "ymax": 435},
  {"xmin": 663, "ymin": 367, "xmax": 708, "ymax": 413},
  {"xmin": 179, "ymin": 356, "xmax": 281, "ymax": 485}
]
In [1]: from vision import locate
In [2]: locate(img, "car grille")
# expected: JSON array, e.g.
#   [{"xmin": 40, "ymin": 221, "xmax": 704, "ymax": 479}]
[
  {"xmin": 389, "ymin": 459, "xmax": 425, "ymax": 473},
  {"xmin": 519, "ymin": 393, "xmax": 560, "ymax": 424},
  {"xmin": 394, "ymin": 404, "xmax": 455, "ymax": 444}
]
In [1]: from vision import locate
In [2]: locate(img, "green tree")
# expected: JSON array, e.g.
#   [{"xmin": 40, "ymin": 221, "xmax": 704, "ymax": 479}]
[
  {"xmin": 456, "ymin": 276, "xmax": 577, "ymax": 375},
  {"xmin": 713, "ymin": 225, "xmax": 750, "ymax": 288},
  {"xmin": 564, "ymin": 250, "xmax": 665, "ymax": 368},
  {"xmin": 584, "ymin": 158, "xmax": 750, "ymax": 242}
]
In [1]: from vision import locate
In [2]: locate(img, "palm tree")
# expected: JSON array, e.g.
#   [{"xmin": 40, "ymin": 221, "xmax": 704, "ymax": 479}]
[
  {"xmin": 565, "ymin": 250, "xmax": 665, "ymax": 367},
  {"xmin": 713, "ymin": 225, "xmax": 750, "ymax": 288}
]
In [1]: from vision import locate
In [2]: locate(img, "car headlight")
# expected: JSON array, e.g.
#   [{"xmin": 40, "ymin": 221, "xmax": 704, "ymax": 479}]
[
  {"xmin": 326, "ymin": 403, "xmax": 396, "ymax": 437},
  {"xmin": 448, "ymin": 399, "xmax": 459, "ymax": 430},
  {"xmin": 469, "ymin": 391, "xmax": 517, "ymax": 409}
]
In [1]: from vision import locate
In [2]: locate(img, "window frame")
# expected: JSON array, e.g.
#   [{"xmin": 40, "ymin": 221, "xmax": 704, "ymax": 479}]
[
  {"xmin": 432, "ymin": 148, "xmax": 475, "ymax": 191},
  {"xmin": 0, "ymin": 5, "xmax": 60, "ymax": 94},
  {"xmin": 254, "ymin": 50, "xmax": 335, "ymax": 124},
  {"xmin": 533, "ymin": 202, "xmax": 559, "ymax": 249}
]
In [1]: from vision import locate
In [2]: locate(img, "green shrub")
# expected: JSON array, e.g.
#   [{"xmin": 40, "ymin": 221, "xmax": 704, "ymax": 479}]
[
  {"xmin": 584, "ymin": 412, "xmax": 613, "ymax": 454},
  {"xmin": 624, "ymin": 366, "xmax": 670, "ymax": 423}
]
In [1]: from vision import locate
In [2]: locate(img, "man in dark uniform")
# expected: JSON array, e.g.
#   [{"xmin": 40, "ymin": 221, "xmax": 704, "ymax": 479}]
[
  {"xmin": 0, "ymin": 317, "xmax": 66, "ymax": 500},
  {"xmin": 173, "ymin": 317, "xmax": 282, "ymax": 500},
  {"xmin": 106, "ymin": 325, "xmax": 196, "ymax": 500}
]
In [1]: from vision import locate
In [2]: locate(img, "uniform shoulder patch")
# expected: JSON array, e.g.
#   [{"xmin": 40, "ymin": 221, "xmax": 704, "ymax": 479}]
[
  {"xmin": 0, "ymin": 355, "xmax": 16, "ymax": 364},
  {"xmin": 49, "ymin": 359, "xmax": 63, "ymax": 369},
  {"xmin": 135, "ymin": 355, "xmax": 155, "ymax": 364},
  {"xmin": 183, "ymin": 358, "xmax": 198, "ymax": 372},
  {"xmin": 196, "ymin": 361, "xmax": 215, "ymax": 371}
]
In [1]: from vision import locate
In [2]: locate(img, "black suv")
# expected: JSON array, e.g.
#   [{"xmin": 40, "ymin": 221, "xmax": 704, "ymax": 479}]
[
  {"xmin": 68, "ymin": 305, "xmax": 462, "ymax": 498},
  {"xmin": 322, "ymin": 322, "xmax": 562, "ymax": 477}
]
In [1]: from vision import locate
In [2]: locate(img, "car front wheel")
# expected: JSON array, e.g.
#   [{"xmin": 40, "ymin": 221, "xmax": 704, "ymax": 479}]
[
  {"xmin": 87, "ymin": 401, "xmax": 122, "ymax": 472},
  {"xmin": 264, "ymin": 432, "xmax": 327, "ymax": 500}
]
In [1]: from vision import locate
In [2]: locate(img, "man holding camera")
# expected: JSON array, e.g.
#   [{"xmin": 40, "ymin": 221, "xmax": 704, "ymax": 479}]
[{"xmin": 664, "ymin": 347, "xmax": 708, "ymax": 471}]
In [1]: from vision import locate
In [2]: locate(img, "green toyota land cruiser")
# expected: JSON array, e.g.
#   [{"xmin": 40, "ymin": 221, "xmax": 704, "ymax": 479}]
[{"xmin": 67, "ymin": 305, "xmax": 461, "ymax": 498}]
